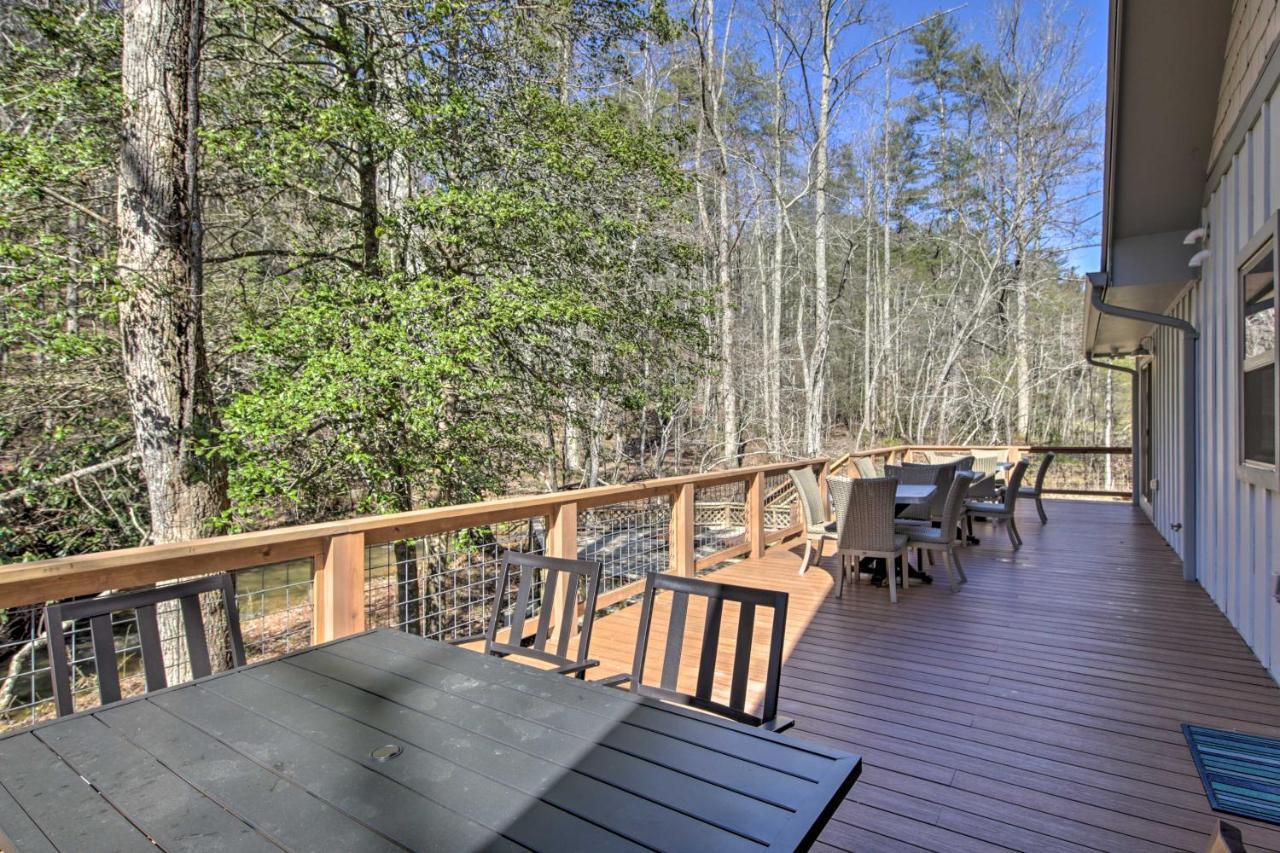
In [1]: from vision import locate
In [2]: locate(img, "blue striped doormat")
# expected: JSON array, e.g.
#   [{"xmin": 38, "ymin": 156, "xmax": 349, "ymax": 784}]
[{"xmin": 1184, "ymin": 723, "xmax": 1280, "ymax": 824}]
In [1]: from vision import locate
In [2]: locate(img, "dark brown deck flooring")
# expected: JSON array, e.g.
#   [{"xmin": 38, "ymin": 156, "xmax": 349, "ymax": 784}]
[{"xmin": 587, "ymin": 500, "xmax": 1280, "ymax": 853}]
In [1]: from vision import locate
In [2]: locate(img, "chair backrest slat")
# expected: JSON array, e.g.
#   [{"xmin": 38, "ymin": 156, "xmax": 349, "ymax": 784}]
[
  {"xmin": 504, "ymin": 558, "xmax": 535, "ymax": 649},
  {"xmin": 484, "ymin": 551, "xmax": 604, "ymax": 674},
  {"xmin": 761, "ymin": 601, "xmax": 788, "ymax": 724},
  {"xmin": 695, "ymin": 595, "xmax": 724, "ymax": 701},
  {"xmin": 532, "ymin": 568, "xmax": 558, "ymax": 652},
  {"xmin": 89, "ymin": 614, "xmax": 121, "ymax": 706},
  {"xmin": 134, "ymin": 604, "xmax": 168, "ymax": 692},
  {"xmin": 44, "ymin": 573, "xmax": 244, "ymax": 717},
  {"xmin": 45, "ymin": 614, "xmax": 73, "ymax": 717},
  {"xmin": 627, "ymin": 573, "xmax": 788, "ymax": 729},
  {"xmin": 729, "ymin": 602, "xmax": 756, "ymax": 710},
  {"xmin": 179, "ymin": 594, "xmax": 212, "ymax": 679},
  {"xmin": 554, "ymin": 571, "xmax": 580, "ymax": 660},
  {"xmin": 660, "ymin": 591, "xmax": 689, "ymax": 690}
]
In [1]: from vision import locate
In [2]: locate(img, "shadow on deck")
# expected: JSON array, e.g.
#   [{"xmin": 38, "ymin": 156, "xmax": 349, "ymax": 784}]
[{"xmin": 587, "ymin": 499, "xmax": 1280, "ymax": 853}]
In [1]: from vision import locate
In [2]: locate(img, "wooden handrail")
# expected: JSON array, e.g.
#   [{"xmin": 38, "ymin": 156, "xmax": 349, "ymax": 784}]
[{"xmin": 0, "ymin": 457, "xmax": 827, "ymax": 611}]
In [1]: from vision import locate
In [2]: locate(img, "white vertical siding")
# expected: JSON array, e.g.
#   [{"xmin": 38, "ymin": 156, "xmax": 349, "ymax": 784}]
[{"xmin": 1145, "ymin": 83, "xmax": 1280, "ymax": 679}]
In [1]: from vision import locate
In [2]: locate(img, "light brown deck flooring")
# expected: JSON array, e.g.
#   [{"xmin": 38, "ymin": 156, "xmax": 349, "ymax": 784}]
[{"xmin": 586, "ymin": 500, "xmax": 1280, "ymax": 853}]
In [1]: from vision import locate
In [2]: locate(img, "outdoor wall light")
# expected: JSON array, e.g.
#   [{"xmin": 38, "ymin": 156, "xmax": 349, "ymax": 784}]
[
  {"xmin": 1189, "ymin": 249, "xmax": 1211, "ymax": 268},
  {"xmin": 1183, "ymin": 226, "xmax": 1208, "ymax": 244}
]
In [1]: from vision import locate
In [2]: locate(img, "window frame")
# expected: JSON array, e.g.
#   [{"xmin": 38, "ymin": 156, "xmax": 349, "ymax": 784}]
[{"xmin": 1235, "ymin": 212, "xmax": 1280, "ymax": 490}]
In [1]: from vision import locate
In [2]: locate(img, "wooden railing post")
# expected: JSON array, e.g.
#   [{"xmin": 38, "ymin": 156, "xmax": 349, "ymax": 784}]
[
  {"xmin": 670, "ymin": 483, "xmax": 695, "ymax": 576},
  {"xmin": 313, "ymin": 532, "xmax": 366, "ymax": 643},
  {"xmin": 746, "ymin": 472, "xmax": 766, "ymax": 559},
  {"xmin": 546, "ymin": 502, "xmax": 580, "ymax": 644}
]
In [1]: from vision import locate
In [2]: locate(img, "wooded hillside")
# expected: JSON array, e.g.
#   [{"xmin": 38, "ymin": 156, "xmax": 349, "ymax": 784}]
[{"xmin": 0, "ymin": 0, "xmax": 1119, "ymax": 561}]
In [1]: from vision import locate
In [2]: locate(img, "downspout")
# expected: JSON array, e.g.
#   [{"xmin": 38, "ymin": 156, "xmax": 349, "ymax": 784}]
[
  {"xmin": 1088, "ymin": 275, "xmax": 1199, "ymax": 582},
  {"xmin": 1084, "ymin": 352, "xmax": 1138, "ymax": 507}
]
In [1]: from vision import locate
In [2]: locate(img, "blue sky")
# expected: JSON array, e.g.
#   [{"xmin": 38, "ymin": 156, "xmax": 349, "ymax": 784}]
[{"xmin": 886, "ymin": 0, "xmax": 1110, "ymax": 272}]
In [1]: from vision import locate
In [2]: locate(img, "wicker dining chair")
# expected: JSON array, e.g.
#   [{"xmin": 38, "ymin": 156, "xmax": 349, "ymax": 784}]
[
  {"xmin": 898, "ymin": 462, "xmax": 958, "ymax": 525},
  {"xmin": 449, "ymin": 551, "xmax": 604, "ymax": 678},
  {"xmin": 896, "ymin": 474, "xmax": 974, "ymax": 591},
  {"xmin": 853, "ymin": 457, "xmax": 878, "ymax": 479},
  {"xmin": 1019, "ymin": 451, "xmax": 1056, "ymax": 524},
  {"xmin": 45, "ymin": 574, "xmax": 246, "ymax": 717},
  {"xmin": 964, "ymin": 460, "xmax": 1030, "ymax": 548},
  {"xmin": 789, "ymin": 466, "xmax": 835, "ymax": 574},
  {"xmin": 967, "ymin": 450, "xmax": 1007, "ymax": 501},
  {"xmin": 828, "ymin": 476, "xmax": 910, "ymax": 603}
]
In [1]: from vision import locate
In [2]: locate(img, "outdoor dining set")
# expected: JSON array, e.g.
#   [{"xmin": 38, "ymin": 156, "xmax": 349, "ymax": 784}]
[
  {"xmin": 790, "ymin": 450, "xmax": 1056, "ymax": 603},
  {"xmin": 0, "ymin": 451, "xmax": 1054, "ymax": 851},
  {"xmin": 0, "ymin": 514, "xmax": 861, "ymax": 850}
]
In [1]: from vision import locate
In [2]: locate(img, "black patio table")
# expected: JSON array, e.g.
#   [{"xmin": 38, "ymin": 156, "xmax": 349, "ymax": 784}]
[{"xmin": 0, "ymin": 628, "xmax": 861, "ymax": 852}]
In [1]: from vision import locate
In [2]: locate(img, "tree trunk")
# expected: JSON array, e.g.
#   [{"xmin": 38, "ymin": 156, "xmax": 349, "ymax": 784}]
[
  {"xmin": 1013, "ymin": 265, "xmax": 1031, "ymax": 439},
  {"xmin": 802, "ymin": 0, "xmax": 834, "ymax": 457},
  {"xmin": 697, "ymin": 0, "xmax": 737, "ymax": 465},
  {"xmin": 766, "ymin": 0, "xmax": 785, "ymax": 454},
  {"xmin": 117, "ymin": 0, "xmax": 225, "ymax": 545}
]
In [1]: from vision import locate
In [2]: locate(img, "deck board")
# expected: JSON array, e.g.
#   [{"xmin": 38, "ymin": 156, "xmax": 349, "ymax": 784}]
[{"xmin": 586, "ymin": 500, "xmax": 1280, "ymax": 852}]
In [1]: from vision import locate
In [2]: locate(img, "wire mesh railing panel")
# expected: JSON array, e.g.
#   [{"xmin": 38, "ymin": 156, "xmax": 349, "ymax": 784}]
[
  {"xmin": 365, "ymin": 518, "xmax": 546, "ymax": 642},
  {"xmin": 1041, "ymin": 452, "xmax": 1134, "ymax": 496},
  {"xmin": 234, "ymin": 559, "xmax": 314, "ymax": 663},
  {"xmin": 0, "ymin": 604, "xmax": 50, "ymax": 731},
  {"xmin": 762, "ymin": 472, "xmax": 799, "ymax": 533},
  {"xmin": 578, "ymin": 497, "xmax": 671, "ymax": 595},
  {"xmin": 694, "ymin": 480, "xmax": 747, "ymax": 560}
]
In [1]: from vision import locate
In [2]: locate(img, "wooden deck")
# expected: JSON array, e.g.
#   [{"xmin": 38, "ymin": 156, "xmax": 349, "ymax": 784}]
[{"xmin": 587, "ymin": 500, "xmax": 1280, "ymax": 853}]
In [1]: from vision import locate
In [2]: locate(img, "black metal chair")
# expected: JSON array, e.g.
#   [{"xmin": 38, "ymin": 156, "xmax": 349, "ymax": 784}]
[
  {"xmin": 45, "ymin": 574, "xmax": 245, "ymax": 717},
  {"xmin": 451, "ymin": 551, "xmax": 604, "ymax": 678},
  {"xmin": 600, "ymin": 572, "xmax": 793, "ymax": 732}
]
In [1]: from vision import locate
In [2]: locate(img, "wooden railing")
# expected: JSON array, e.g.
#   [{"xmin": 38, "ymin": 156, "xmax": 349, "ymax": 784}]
[
  {"xmin": 0, "ymin": 458, "xmax": 827, "ymax": 634},
  {"xmin": 828, "ymin": 444, "xmax": 1133, "ymax": 498}
]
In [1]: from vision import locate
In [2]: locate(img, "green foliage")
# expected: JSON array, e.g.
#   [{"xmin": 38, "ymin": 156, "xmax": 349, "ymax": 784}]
[
  {"xmin": 202, "ymin": 0, "xmax": 707, "ymax": 525},
  {"xmin": 0, "ymin": 2, "xmax": 140, "ymax": 560}
]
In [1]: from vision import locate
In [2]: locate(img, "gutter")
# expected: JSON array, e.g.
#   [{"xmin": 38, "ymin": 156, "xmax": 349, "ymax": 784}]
[
  {"xmin": 1087, "ymin": 274, "xmax": 1199, "ymax": 582},
  {"xmin": 1084, "ymin": 352, "xmax": 1138, "ymax": 508}
]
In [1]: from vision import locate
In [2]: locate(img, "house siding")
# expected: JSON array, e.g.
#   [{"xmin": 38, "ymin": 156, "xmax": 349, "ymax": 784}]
[
  {"xmin": 1151, "ymin": 76, "xmax": 1280, "ymax": 678},
  {"xmin": 1212, "ymin": 0, "xmax": 1280, "ymax": 164}
]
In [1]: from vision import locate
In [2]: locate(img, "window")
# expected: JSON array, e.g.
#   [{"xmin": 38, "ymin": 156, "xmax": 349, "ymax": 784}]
[{"xmin": 1241, "ymin": 238, "xmax": 1277, "ymax": 468}]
